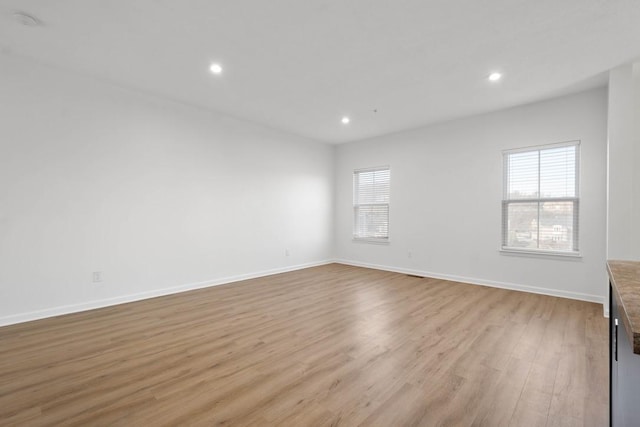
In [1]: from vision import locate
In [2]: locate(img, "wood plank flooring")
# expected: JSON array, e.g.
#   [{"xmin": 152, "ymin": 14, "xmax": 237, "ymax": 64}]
[{"xmin": 0, "ymin": 263, "xmax": 608, "ymax": 426}]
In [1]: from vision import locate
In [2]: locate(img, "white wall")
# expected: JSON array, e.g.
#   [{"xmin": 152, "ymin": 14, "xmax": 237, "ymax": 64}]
[
  {"xmin": 607, "ymin": 62, "xmax": 640, "ymax": 261},
  {"xmin": 335, "ymin": 88, "xmax": 608, "ymax": 303},
  {"xmin": 0, "ymin": 53, "xmax": 334, "ymax": 325},
  {"xmin": 0, "ymin": 51, "xmax": 611, "ymax": 325}
]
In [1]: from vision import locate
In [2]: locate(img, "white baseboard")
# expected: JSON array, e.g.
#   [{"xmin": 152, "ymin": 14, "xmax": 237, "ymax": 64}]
[
  {"xmin": 0, "ymin": 260, "xmax": 333, "ymax": 327},
  {"xmin": 2, "ymin": 259, "xmax": 607, "ymax": 327},
  {"xmin": 336, "ymin": 259, "xmax": 606, "ymax": 306}
]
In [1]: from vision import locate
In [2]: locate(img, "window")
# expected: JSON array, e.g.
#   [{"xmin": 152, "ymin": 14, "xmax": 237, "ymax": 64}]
[
  {"xmin": 353, "ymin": 166, "xmax": 390, "ymax": 242},
  {"xmin": 502, "ymin": 141, "xmax": 580, "ymax": 255}
]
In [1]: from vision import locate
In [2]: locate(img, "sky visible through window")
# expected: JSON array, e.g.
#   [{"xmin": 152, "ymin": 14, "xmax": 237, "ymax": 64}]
[
  {"xmin": 507, "ymin": 146, "xmax": 576, "ymax": 199},
  {"xmin": 353, "ymin": 168, "xmax": 390, "ymax": 240},
  {"xmin": 504, "ymin": 144, "xmax": 578, "ymax": 253}
]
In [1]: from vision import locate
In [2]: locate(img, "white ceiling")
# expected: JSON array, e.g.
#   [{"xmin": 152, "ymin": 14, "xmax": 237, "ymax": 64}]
[{"xmin": 2, "ymin": 0, "xmax": 640, "ymax": 144}]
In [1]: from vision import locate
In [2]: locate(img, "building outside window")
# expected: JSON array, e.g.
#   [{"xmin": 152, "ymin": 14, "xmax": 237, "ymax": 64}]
[{"xmin": 502, "ymin": 141, "xmax": 580, "ymax": 255}]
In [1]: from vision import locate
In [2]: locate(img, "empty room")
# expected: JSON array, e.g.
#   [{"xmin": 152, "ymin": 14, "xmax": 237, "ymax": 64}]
[{"xmin": 2, "ymin": 1, "xmax": 640, "ymax": 426}]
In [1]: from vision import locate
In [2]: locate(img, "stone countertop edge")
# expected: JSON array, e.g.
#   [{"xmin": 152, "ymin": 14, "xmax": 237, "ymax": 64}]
[{"xmin": 608, "ymin": 260, "xmax": 640, "ymax": 355}]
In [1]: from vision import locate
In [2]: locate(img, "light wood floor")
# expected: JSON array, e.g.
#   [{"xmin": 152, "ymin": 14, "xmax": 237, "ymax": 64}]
[{"xmin": 0, "ymin": 263, "xmax": 608, "ymax": 426}]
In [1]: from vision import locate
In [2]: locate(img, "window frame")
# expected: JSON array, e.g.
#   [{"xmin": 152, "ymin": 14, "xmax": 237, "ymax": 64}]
[
  {"xmin": 353, "ymin": 166, "xmax": 391, "ymax": 243},
  {"xmin": 501, "ymin": 141, "xmax": 581, "ymax": 257}
]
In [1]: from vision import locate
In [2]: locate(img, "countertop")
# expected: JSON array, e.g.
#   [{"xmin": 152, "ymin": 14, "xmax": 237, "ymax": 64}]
[{"xmin": 608, "ymin": 260, "xmax": 640, "ymax": 355}]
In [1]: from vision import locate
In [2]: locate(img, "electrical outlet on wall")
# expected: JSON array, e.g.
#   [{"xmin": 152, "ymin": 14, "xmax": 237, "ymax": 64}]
[
  {"xmin": 92, "ymin": 271, "xmax": 103, "ymax": 283},
  {"xmin": 408, "ymin": 250, "xmax": 413, "ymax": 258},
  {"xmin": 285, "ymin": 249, "xmax": 290, "ymax": 257}
]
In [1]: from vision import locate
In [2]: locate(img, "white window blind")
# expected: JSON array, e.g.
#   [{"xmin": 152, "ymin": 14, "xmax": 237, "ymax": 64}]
[
  {"xmin": 353, "ymin": 167, "xmax": 390, "ymax": 241},
  {"xmin": 502, "ymin": 141, "xmax": 580, "ymax": 254}
]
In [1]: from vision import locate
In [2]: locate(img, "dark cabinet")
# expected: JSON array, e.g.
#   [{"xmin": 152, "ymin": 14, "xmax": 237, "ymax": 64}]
[{"xmin": 610, "ymin": 283, "xmax": 640, "ymax": 426}]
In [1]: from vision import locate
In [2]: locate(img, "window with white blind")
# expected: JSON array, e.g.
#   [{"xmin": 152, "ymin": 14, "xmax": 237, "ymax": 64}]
[
  {"xmin": 353, "ymin": 167, "xmax": 390, "ymax": 242},
  {"xmin": 502, "ymin": 141, "xmax": 580, "ymax": 255}
]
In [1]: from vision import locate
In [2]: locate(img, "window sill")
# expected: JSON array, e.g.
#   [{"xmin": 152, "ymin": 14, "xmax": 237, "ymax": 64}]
[
  {"xmin": 353, "ymin": 238, "xmax": 390, "ymax": 245},
  {"xmin": 499, "ymin": 248, "xmax": 582, "ymax": 260}
]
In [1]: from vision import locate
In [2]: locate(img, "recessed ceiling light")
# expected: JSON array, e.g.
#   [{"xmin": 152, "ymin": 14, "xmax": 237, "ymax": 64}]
[
  {"xmin": 13, "ymin": 11, "xmax": 41, "ymax": 27},
  {"xmin": 341, "ymin": 116, "xmax": 350, "ymax": 124},
  {"xmin": 488, "ymin": 72, "xmax": 502, "ymax": 82},
  {"xmin": 209, "ymin": 63, "xmax": 223, "ymax": 75}
]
